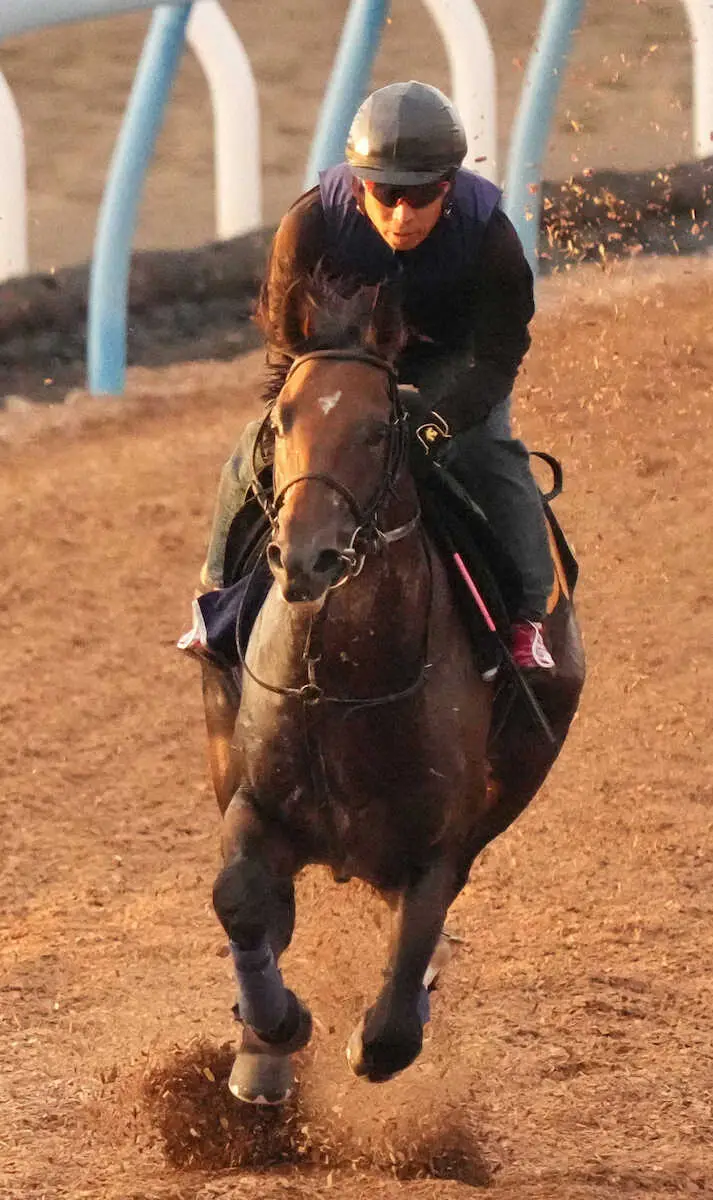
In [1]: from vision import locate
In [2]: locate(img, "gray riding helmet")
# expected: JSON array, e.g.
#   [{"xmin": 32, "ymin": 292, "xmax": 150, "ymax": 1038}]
[{"xmin": 346, "ymin": 80, "xmax": 467, "ymax": 185}]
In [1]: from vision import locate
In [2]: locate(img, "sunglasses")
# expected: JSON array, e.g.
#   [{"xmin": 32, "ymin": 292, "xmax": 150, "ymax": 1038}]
[{"xmin": 363, "ymin": 178, "xmax": 448, "ymax": 210}]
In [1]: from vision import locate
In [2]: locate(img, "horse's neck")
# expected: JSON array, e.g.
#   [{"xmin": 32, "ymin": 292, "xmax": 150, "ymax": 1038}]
[
  {"xmin": 337, "ymin": 532, "xmax": 426, "ymax": 624},
  {"xmin": 311, "ymin": 530, "xmax": 431, "ymax": 690},
  {"xmin": 253, "ymin": 529, "xmax": 430, "ymax": 696}
]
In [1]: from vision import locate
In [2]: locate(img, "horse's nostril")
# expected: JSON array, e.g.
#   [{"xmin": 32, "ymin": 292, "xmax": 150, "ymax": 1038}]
[
  {"xmin": 267, "ymin": 543, "xmax": 283, "ymax": 571},
  {"xmin": 314, "ymin": 549, "xmax": 342, "ymax": 577}
]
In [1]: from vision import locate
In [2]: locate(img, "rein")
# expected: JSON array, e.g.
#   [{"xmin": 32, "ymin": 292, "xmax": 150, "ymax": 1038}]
[
  {"xmin": 237, "ymin": 347, "xmax": 430, "ymax": 709},
  {"xmin": 236, "ymin": 562, "xmax": 431, "ymax": 709}
]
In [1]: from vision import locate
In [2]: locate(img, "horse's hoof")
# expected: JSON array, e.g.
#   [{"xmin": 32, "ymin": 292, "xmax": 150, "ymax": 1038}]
[
  {"xmin": 229, "ymin": 1046, "xmax": 295, "ymax": 1105},
  {"xmin": 346, "ymin": 1018, "xmax": 392, "ymax": 1082},
  {"xmin": 346, "ymin": 1016, "xmax": 420, "ymax": 1084},
  {"xmin": 228, "ymin": 999, "xmax": 312, "ymax": 1105}
]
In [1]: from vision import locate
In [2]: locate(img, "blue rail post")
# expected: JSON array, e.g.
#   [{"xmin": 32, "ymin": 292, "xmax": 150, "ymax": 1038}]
[
  {"xmin": 504, "ymin": 0, "xmax": 586, "ymax": 274},
  {"xmin": 303, "ymin": 0, "xmax": 390, "ymax": 189},
  {"xmin": 87, "ymin": 4, "xmax": 192, "ymax": 395},
  {"xmin": 0, "ymin": 0, "xmax": 187, "ymax": 39}
]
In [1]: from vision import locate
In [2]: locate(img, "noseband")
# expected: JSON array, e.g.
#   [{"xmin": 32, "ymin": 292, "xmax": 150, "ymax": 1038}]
[{"xmin": 251, "ymin": 349, "xmax": 420, "ymax": 580}]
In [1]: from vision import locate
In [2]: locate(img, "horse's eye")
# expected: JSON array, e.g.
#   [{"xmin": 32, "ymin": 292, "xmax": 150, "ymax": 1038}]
[
  {"xmin": 363, "ymin": 423, "xmax": 389, "ymax": 449},
  {"xmin": 271, "ymin": 403, "xmax": 294, "ymax": 439}
]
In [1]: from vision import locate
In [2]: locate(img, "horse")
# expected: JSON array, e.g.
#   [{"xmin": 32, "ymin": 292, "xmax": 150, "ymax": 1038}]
[{"xmin": 201, "ymin": 279, "xmax": 585, "ymax": 1105}]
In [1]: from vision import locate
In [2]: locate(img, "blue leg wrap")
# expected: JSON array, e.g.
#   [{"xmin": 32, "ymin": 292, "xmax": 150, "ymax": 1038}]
[{"xmin": 230, "ymin": 938, "xmax": 288, "ymax": 1035}]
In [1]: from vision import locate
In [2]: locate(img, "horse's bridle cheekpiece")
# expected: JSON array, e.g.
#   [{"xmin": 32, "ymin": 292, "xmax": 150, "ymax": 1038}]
[
  {"xmin": 239, "ymin": 348, "xmax": 430, "ymax": 710},
  {"xmin": 252, "ymin": 348, "xmax": 420, "ymax": 582}
]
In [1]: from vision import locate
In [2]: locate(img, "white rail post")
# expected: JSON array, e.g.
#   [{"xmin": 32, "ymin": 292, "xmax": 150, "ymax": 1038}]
[
  {"xmin": 681, "ymin": 0, "xmax": 713, "ymax": 156},
  {"xmin": 187, "ymin": 0, "xmax": 262, "ymax": 238},
  {"xmin": 0, "ymin": 72, "xmax": 29, "ymax": 281},
  {"xmin": 419, "ymin": 0, "xmax": 497, "ymax": 182}
]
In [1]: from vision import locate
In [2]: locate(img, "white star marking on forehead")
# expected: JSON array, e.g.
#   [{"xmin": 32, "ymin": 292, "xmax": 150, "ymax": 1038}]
[{"xmin": 318, "ymin": 389, "xmax": 342, "ymax": 415}]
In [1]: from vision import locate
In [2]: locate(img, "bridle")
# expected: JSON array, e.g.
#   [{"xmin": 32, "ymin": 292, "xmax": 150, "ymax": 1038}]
[
  {"xmin": 250, "ymin": 348, "xmax": 420, "ymax": 583},
  {"xmin": 237, "ymin": 347, "xmax": 430, "ymax": 709}
]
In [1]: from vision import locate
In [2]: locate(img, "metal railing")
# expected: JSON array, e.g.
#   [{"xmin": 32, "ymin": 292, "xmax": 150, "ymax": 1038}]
[
  {"xmin": 2, "ymin": 0, "xmax": 712, "ymax": 391},
  {"xmin": 503, "ymin": 0, "xmax": 586, "ymax": 271},
  {"xmin": 87, "ymin": 4, "xmax": 193, "ymax": 394},
  {"xmin": 87, "ymin": 0, "xmax": 261, "ymax": 392},
  {"xmin": 504, "ymin": 0, "xmax": 713, "ymax": 271},
  {"xmin": 0, "ymin": 0, "xmax": 261, "ymax": 279}
]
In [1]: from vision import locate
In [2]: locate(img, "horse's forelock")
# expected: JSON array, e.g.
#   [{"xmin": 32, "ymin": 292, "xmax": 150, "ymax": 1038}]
[
  {"xmin": 259, "ymin": 269, "xmax": 403, "ymax": 406},
  {"xmin": 298, "ymin": 272, "xmax": 391, "ymax": 354}
]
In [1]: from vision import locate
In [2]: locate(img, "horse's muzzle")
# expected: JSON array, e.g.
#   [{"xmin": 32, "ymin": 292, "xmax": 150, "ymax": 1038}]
[{"xmin": 267, "ymin": 541, "xmax": 347, "ymax": 603}]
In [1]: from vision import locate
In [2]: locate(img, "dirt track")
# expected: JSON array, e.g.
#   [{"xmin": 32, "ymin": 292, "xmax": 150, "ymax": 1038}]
[{"xmin": 1, "ymin": 256, "xmax": 712, "ymax": 1199}]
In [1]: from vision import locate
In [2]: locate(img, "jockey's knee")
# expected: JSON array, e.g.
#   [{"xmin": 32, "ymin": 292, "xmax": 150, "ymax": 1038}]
[{"xmin": 224, "ymin": 417, "xmax": 265, "ymax": 489}]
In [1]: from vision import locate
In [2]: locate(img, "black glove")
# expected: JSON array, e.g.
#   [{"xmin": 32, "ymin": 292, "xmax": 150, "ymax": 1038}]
[
  {"xmin": 414, "ymin": 409, "xmax": 453, "ymax": 457},
  {"xmin": 406, "ymin": 403, "xmax": 453, "ymax": 484}
]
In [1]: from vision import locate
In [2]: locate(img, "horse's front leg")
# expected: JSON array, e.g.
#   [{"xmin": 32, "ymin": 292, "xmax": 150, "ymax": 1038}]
[
  {"xmin": 347, "ymin": 858, "xmax": 454, "ymax": 1083},
  {"xmin": 212, "ymin": 789, "xmax": 312, "ymax": 1104}
]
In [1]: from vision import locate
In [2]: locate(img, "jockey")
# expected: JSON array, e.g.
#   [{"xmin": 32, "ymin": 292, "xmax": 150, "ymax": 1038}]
[{"xmin": 199, "ymin": 80, "xmax": 555, "ymax": 672}]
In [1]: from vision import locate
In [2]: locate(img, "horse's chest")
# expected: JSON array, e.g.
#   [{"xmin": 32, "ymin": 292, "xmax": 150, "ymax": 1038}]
[{"xmin": 243, "ymin": 701, "xmax": 444, "ymax": 883}]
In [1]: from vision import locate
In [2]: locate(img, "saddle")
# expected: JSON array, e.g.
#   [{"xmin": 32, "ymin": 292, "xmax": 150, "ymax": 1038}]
[
  {"xmin": 405, "ymin": 449, "xmax": 578, "ymax": 677},
  {"xmin": 193, "ymin": 454, "xmax": 578, "ymax": 680}
]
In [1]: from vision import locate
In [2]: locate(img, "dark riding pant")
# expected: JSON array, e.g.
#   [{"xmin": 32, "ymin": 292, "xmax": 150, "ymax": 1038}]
[
  {"xmin": 439, "ymin": 398, "xmax": 553, "ymax": 621},
  {"xmin": 204, "ymin": 418, "xmax": 265, "ymax": 588},
  {"xmin": 203, "ymin": 400, "xmax": 553, "ymax": 619}
]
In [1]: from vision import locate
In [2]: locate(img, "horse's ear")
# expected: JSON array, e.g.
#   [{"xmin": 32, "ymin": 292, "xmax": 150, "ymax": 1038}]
[
  {"xmin": 281, "ymin": 279, "xmax": 318, "ymax": 349},
  {"xmin": 364, "ymin": 281, "xmax": 406, "ymax": 363},
  {"xmin": 255, "ymin": 273, "xmax": 319, "ymax": 354}
]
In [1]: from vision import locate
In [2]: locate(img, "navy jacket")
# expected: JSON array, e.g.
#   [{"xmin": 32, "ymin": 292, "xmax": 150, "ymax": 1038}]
[{"xmin": 258, "ymin": 163, "xmax": 534, "ymax": 429}]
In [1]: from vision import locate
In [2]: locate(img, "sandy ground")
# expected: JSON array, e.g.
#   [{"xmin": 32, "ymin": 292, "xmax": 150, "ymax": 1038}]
[
  {"xmin": 1, "ymin": 255, "xmax": 712, "ymax": 1199},
  {"xmin": 0, "ymin": 0, "xmax": 699, "ymax": 273}
]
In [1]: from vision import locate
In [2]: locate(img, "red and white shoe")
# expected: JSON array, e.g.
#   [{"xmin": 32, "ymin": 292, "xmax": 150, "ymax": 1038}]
[{"xmin": 511, "ymin": 620, "xmax": 555, "ymax": 671}]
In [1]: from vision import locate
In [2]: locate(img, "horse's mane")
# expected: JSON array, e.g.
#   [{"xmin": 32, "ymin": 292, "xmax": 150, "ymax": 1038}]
[{"xmin": 254, "ymin": 266, "xmax": 404, "ymax": 405}]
